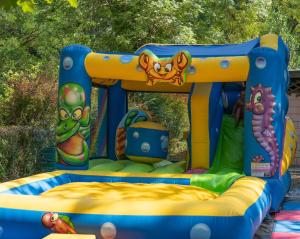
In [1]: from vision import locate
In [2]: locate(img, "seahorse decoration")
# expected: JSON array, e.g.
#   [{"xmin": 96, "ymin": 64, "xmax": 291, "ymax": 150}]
[
  {"xmin": 246, "ymin": 84, "xmax": 279, "ymax": 177},
  {"xmin": 138, "ymin": 50, "xmax": 191, "ymax": 86}
]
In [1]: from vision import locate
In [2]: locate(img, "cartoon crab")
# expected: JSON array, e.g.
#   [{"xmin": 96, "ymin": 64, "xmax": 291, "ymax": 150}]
[{"xmin": 138, "ymin": 50, "xmax": 191, "ymax": 86}]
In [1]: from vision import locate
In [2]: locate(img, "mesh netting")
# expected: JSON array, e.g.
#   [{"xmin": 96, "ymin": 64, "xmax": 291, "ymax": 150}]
[{"xmin": 289, "ymin": 70, "xmax": 300, "ymax": 96}]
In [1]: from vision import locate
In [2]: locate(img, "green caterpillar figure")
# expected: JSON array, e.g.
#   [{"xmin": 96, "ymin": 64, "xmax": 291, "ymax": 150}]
[{"xmin": 56, "ymin": 83, "xmax": 90, "ymax": 166}]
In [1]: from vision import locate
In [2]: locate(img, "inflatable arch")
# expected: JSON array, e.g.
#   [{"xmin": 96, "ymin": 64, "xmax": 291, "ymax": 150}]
[{"xmin": 0, "ymin": 34, "xmax": 297, "ymax": 239}]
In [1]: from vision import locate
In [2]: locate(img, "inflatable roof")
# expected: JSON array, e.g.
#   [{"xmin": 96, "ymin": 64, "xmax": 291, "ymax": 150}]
[{"xmin": 135, "ymin": 38, "xmax": 260, "ymax": 57}]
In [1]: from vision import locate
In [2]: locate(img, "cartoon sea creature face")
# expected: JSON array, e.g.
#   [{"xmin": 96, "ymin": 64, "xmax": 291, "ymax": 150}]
[
  {"xmin": 139, "ymin": 50, "xmax": 191, "ymax": 86},
  {"xmin": 42, "ymin": 212, "xmax": 59, "ymax": 228},
  {"xmin": 42, "ymin": 212, "xmax": 77, "ymax": 234},
  {"xmin": 56, "ymin": 83, "xmax": 90, "ymax": 166},
  {"xmin": 246, "ymin": 83, "xmax": 278, "ymax": 177},
  {"xmin": 56, "ymin": 83, "xmax": 90, "ymax": 143},
  {"xmin": 246, "ymin": 84, "xmax": 274, "ymax": 115}
]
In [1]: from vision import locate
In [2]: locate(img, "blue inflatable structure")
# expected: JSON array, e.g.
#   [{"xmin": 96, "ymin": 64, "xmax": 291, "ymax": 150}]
[{"xmin": 0, "ymin": 34, "xmax": 298, "ymax": 239}]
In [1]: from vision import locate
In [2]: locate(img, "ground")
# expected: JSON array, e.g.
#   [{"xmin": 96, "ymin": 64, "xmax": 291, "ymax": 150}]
[{"xmin": 254, "ymin": 167, "xmax": 300, "ymax": 238}]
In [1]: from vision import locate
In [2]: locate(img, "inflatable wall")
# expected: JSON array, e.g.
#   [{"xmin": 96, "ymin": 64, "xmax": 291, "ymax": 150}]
[{"xmin": 0, "ymin": 34, "xmax": 297, "ymax": 239}]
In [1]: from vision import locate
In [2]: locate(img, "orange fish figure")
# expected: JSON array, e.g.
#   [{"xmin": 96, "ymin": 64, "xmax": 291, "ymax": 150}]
[
  {"xmin": 138, "ymin": 50, "xmax": 191, "ymax": 86},
  {"xmin": 42, "ymin": 212, "xmax": 77, "ymax": 234}
]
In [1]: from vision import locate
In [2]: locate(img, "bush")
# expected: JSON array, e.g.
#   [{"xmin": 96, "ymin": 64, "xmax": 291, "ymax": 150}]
[
  {"xmin": 128, "ymin": 92, "xmax": 189, "ymax": 159},
  {"xmin": 0, "ymin": 68, "xmax": 57, "ymax": 128},
  {"xmin": 0, "ymin": 126, "xmax": 55, "ymax": 181},
  {"xmin": 128, "ymin": 92, "xmax": 189, "ymax": 137}
]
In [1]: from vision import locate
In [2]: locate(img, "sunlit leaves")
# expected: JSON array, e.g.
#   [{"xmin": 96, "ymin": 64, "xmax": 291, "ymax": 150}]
[
  {"xmin": 67, "ymin": 0, "xmax": 77, "ymax": 8},
  {"xmin": 0, "ymin": 0, "xmax": 78, "ymax": 12},
  {"xmin": 17, "ymin": 1, "xmax": 34, "ymax": 13},
  {"xmin": 1, "ymin": 0, "xmax": 300, "ymax": 69},
  {"xmin": 264, "ymin": 0, "xmax": 300, "ymax": 68}
]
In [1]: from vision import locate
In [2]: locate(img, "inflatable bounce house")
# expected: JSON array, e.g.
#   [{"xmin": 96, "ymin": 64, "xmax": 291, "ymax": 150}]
[{"xmin": 0, "ymin": 34, "xmax": 298, "ymax": 239}]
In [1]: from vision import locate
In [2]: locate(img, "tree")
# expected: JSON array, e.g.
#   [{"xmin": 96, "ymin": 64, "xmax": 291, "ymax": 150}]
[
  {"xmin": 264, "ymin": 0, "xmax": 300, "ymax": 68},
  {"xmin": 0, "ymin": 0, "xmax": 77, "ymax": 12},
  {"xmin": 1, "ymin": 0, "xmax": 300, "ymax": 179},
  {"xmin": 1, "ymin": 0, "xmax": 299, "ymax": 129}
]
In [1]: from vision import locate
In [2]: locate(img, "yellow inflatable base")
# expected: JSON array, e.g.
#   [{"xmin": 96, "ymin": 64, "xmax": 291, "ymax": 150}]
[
  {"xmin": 0, "ymin": 171, "xmax": 267, "ymax": 217},
  {"xmin": 41, "ymin": 182, "xmax": 218, "ymax": 201}
]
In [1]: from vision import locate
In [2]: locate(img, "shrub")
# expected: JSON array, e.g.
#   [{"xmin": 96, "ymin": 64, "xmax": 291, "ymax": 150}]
[
  {"xmin": 0, "ymin": 126, "xmax": 55, "ymax": 181},
  {"xmin": 0, "ymin": 68, "xmax": 57, "ymax": 128},
  {"xmin": 128, "ymin": 92, "xmax": 189, "ymax": 159}
]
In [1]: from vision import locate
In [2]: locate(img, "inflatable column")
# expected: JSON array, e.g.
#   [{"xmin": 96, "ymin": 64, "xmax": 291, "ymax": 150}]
[
  {"xmin": 107, "ymin": 81, "xmax": 127, "ymax": 160},
  {"xmin": 244, "ymin": 35, "xmax": 289, "ymax": 180},
  {"xmin": 56, "ymin": 45, "xmax": 92, "ymax": 170}
]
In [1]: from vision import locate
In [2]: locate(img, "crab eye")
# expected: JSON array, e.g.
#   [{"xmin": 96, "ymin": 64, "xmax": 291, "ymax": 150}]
[
  {"xmin": 165, "ymin": 63, "xmax": 172, "ymax": 72},
  {"xmin": 153, "ymin": 62, "xmax": 161, "ymax": 72},
  {"xmin": 72, "ymin": 108, "xmax": 82, "ymax": 121},
  {"xmin": 254, "ymin": 91, "xmax": 262, "ymax": 104},
  {"xmin": 59, "ymin": 109, "xmax": 69, "ymax": 120}
]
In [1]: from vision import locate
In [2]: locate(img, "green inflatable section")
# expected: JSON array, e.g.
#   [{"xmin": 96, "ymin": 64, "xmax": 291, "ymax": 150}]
[
  {"xmin": 151, "ymin": 161, "xmax": 185, "ymax": 174},
  {"xmin": 119, "ymin": 163, "xmax": 154, "ymax": 173},
  {"xmin": 191, "ymin": 114, "xmax": 244, "ymax": 193},
  {"xmin": 89, "ymin": 160, "xmax": 125, "ymax": 172},
  {"xmin": 88, "ymin": 158, "xmax": 185, "ymax": 173}
]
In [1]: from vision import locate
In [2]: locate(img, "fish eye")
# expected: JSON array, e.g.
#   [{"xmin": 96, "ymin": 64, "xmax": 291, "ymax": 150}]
[
  {"xmin": 254, "ymin": 91, "xmax": 262, "ymax": 104},
  {"xmin": 50, "ymin": 213, "xmax": 58, "ymax": 222},
  {"xmin": 153, "ymin": 62, "xmax": 161, "ymax": 72},
  {"xmin": 59, "ymin": 109, "xmax": 69, "ymax": 120},
  {"xmin": 72, "ymin": 108, "xmax": 82, "ymax": 121},
  {"xmin": 165, "ymin": 63, "xmax": 172, "ymax": 72}
]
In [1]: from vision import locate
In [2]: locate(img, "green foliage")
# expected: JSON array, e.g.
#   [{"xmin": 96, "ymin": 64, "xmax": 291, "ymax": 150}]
[
  {"xmin": 0, "ymin": 0, "xmax": 17, "ymax": 8},
  {"xmin": 0, "ymin": 127, "xmax": 54, "ymax": 181},
  {"xmin": 128, "ymin": 92, "xmax": 189, "ymax": 158},
  {"xmin": 0, "ymin": 68, "xmax": 57, "ymax": 128},
  {"xmin": 0, "ymin": 0, "xmax": 300, "ymax": 179},
  {"xmin": 263, "ymin": 0, "xmax": 300, "ymax": 68},
  {"xmin": 0, "ymin": 0, "xmax": 77, "ymax": 12}
]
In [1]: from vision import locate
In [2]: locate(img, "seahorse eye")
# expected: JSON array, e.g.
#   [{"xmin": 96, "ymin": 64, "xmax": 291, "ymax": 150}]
[
  {"xmin": 254, "ymin": 91, "xmax": 262, "ymax": 104},
  {"xmin": 257, "ymin": 96, "xmax": 261, "ymax": 101},
  {"xmin": 153, "ymin": 62, "xmax": 161, "ymax": 72}
]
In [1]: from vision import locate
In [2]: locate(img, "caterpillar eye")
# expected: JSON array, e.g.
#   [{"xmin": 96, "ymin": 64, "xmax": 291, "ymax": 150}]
[
  {"xmin": 59, "ymin": 109, "xmax": 69, "ymax": 120},
  {"xmin": 72, "ymin": 108, "xmax": 82, "ymax": 121},
  {"xmin": 153, "ymin": 62, "xmax": 161, "ymax": 72},
  {"xmin": 165, "ymin": 63, "xmax": 172, "ymax": 72},
  {"xmin": 254, "ymin": 91, "xmax": 262, "ymax": 104}
]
